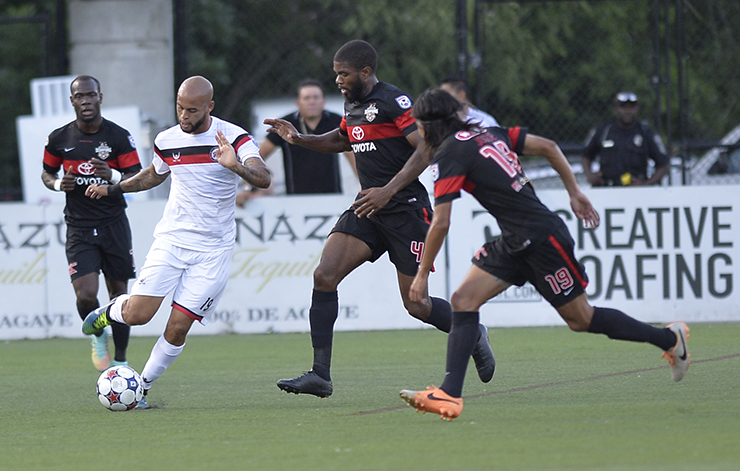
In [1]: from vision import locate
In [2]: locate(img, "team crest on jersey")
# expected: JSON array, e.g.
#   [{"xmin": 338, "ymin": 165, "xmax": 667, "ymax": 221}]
[
  {"xmin": 128, "ymin": 135, "xmax": 137, "ymax": 149},
  {"xmin": 209, "ymin": 147, "xmax": 219, "ymax": 162},
  {"xmin": 364, "ymin": 103, "xmax": 379, "ymax": 122},
  {"xmin": 95, "ymin": 142, "xmax": 112, "ymax": 160},
  {"xmin": 633, "ymin": 134, "xmax": 643, "ymax": 147},
  {"xmin": 430, "ymin": 163, "xmax": 440, "ymax": 182},
  {"xmin": 171, "ymin": 152, "xmax": 181, "ymax": 162},
  {"xmin": 395, "ymin": 95, "xmax": 412, "ymax": 109}
]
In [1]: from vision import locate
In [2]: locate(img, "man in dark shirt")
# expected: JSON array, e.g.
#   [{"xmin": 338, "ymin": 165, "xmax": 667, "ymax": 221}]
[
  {"xmin": 581, "ymin": 91, "xmax": 669, "ymax": 187},
  {"xmin": 41, "ymin": 75, "xmax": 142, "ymax": 371},
  {"xmin": 399, "ymin": 88, "xmax": 689, "ymax": 421},
  {"xmin": 265, "ymin": 40, "xmax": 495, "ymax": 398},
  {"xmin": 259, "ymin": 79, "xmax": 356, "ymax": 194}
]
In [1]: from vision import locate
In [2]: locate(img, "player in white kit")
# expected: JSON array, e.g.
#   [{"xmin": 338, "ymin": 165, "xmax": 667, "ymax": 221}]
[{"xmin": 83, "ymin": 76, "xmax": 271, "ymax": 407}]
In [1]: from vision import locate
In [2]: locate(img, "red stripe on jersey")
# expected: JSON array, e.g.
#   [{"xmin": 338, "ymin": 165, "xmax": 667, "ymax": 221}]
[
  {"xmin": 173, "ymin": 302, "xmax": 203, "ymax": 321},
  {"xmin": 348, "ymin": 122, "xmax": 404, "ymax": 142},
  {"xmin": 508, "ymin": 127, "xmax": 522, "ymax": 150},
  {"xmin": 115, "ymin": 150, "xmax": 140, "ymax": 170},
  {"xmin": 340, "ymin": 116, "xmax": 348, "ymax": 134},
  {"xmin": 233, "ymin": 134, "xmax": 254, "ymax": 152},
  {"xmin": 394, "ymin": 109, "xmax": 415, "ymax": 132},
  {"xmin": 158, "ymin": 152, "xmax": 215, "ymax": 166},
  {"xmin": 434, "ymin": 175, "xmax": 466, "ymax": 198},
  {"xmin": 43, "ymin": 149, "xmax": 62, "ymax": 168},
  {"xmin": 548, "ymin": 235, "xmax": 588, "ymax": 289}
]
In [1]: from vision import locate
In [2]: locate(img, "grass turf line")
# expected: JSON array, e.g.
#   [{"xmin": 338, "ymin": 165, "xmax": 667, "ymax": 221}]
[{"xmin": 0, "ymin": 323, "xmax": 738, "ymax": 471}]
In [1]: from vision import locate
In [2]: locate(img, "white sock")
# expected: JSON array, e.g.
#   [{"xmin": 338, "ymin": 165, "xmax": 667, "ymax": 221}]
[
  {"xmin": 108, "ymin": 294, "xmax": 130, "ymax": 324},
  {"xmin": 140, "ymin": 334, "xmax": 185, "ymax": 390}
]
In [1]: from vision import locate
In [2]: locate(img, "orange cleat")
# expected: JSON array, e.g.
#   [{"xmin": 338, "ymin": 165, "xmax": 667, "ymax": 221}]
[{"xmin": 400, "ymin": 386, "xmax": 463, "ymax": 421}]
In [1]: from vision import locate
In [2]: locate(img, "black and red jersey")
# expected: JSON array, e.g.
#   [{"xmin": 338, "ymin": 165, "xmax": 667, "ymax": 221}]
[
  {"xmin": 339, "ymin": 81, "xmax": 429, "ymax": 213},
  {"xmin": 43, "ymin": 118, "xmax": 142, "ymax": 228},
  {"xmin": 432, "ymin": 126, "xmax": 566, "ymax": 252}
]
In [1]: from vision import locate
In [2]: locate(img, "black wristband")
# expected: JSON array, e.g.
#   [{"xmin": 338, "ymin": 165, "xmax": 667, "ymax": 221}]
[{"xmin": 108, "ymin": 183, "xmax": 123, "ymax": 197}]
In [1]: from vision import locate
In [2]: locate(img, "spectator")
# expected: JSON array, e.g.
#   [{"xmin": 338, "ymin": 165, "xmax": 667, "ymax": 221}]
[
  {"xmin": 440, "ymin": 75, "xmax": 499, "ymax": 128},
  {"xmin": 259, "ymin": 78, "xmax": 356, "ymax": 195},
  {"xmin": 581, "ymin": 91, "xmax": 669, "ymax": 187}
]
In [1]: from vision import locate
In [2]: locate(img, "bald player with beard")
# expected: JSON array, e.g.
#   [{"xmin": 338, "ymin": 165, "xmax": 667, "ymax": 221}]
[{"xmin": 82, "ymin": 76, "xmax": 271, "ymax": 407}]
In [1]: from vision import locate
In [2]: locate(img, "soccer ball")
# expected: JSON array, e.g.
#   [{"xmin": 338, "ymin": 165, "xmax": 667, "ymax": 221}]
[{"xmin": 96, "ymin": 365, "xmax": 144, "ymax": 411}]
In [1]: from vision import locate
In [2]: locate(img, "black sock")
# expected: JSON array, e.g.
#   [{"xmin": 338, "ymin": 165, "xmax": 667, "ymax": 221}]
[
  {"xmin": 424, "ymin": 297, "xmax": 452, "ymax": 333},
  {"xmin": 77, "ymin": 299, "xmax": 99, "ymax": 322},
  {"xmin": 309, "ymin": 289, "xmax": 338, "ymax": 381},
  {"xmin": 440, "ymin": 311, "xmax": 479, "ymax": 398},
  {"xmin": 111, "ymin": 322, "xmax": 130, "ymax": 362},
  {"xmin": 589, "ymin": 307, "xmax": 676, "ymax": 351}
]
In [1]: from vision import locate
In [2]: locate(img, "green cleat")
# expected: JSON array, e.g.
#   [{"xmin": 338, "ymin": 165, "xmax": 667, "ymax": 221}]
[
  {"xmin": 82, "ymin": 302, "xmax": 114, "ymax": 335},
  {"xmin": 90, "ymin": 331, "xmax": 110, "ymax": 372}
]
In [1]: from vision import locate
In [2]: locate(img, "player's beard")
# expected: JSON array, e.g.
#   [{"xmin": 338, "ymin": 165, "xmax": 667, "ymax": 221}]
[
  {"xmin": 345, "ymin": 80, "xmax": 365, "ymax": 104},
  {"xmin": 182, "ymin": 113, "xmax": 209, "ymax": 134}
]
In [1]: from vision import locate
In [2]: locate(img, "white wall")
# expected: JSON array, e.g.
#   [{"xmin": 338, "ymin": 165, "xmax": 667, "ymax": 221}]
[{"xmin": 68, "ymin": 0, "xmax": 174, "ymax": 127}]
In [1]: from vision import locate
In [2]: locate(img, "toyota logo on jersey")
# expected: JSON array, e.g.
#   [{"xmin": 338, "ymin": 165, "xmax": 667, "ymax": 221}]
[
  {"xmin": 351, "ymin": 126, "xmax": 365, "ymax": 141},
  {"xmin": 77, "ymin": 161, "xmax": 95, "ymax": 175}
]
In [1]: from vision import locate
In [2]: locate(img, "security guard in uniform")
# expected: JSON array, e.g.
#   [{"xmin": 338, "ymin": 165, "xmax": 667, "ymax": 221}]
[{"xmin": 581, "ymin": 91, "xmax": 669, "ymax": 187}]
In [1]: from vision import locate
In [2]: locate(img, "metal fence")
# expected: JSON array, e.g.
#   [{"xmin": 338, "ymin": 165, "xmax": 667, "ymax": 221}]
[{"xmin": 2, "ymin": 0, "xmax": 739, "ymax": 200}]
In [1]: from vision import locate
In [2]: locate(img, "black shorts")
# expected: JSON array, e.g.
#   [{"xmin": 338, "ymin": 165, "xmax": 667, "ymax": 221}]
[
  {"xmin": 65, "ymin": 216, "xmax": 136, "ymax": 282},
  {"xmin": 330, "ymin": 207, "xmax": 432, "ymax": 276},
  {"xmin": 472, "ymin": 228, "xmax": 588, "ymax": 308}
]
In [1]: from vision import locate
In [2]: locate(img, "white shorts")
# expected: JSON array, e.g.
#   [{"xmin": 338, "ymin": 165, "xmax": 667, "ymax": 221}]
[{"xmin": 131, "ymin": 238, "xmax": 233, "ymax": 325}]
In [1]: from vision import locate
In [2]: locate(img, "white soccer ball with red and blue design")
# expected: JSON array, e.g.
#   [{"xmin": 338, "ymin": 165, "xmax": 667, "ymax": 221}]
[{"xmin": 96, "ymin": 365, "xmax": 144, "ymax": 411}]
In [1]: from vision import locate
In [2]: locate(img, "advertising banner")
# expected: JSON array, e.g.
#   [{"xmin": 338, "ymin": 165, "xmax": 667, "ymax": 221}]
[
  {"xmin": 1, "ymin": 185, "xmax": 737, "ymax": 339},
  {"xmin": 448, "ymin": 185, "xmax": 738, "ymax": 327},
  {"xmin": 0, "ymin": 195, "xmax": 445, "ymax": 339}
]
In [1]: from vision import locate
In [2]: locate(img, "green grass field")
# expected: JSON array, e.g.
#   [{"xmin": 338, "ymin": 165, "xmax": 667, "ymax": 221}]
[{"xmin": 1, "ymin": 323, "xmax": 739, "ymax": 471}]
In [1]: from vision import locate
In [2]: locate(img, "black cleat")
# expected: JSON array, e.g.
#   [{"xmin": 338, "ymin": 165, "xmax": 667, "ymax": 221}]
[
  {"xmin": 472, "ymin": 324, "xmax": 496, "ymax": 383},
  {"xmin": 277, "ymin": 370, "xmax": 333, "ymax": 398}
]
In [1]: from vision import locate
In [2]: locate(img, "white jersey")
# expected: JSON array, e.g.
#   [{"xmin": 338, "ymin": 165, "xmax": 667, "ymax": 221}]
[
  {"xmin": 151, "ymin": 116, "xmax": 262, "ymax": 251},
  {"xmin": 467, "ymin": 106, "xmax": 499, "ymax": 128}
]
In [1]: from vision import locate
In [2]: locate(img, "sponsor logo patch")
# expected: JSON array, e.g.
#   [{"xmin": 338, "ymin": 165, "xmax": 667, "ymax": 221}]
[
  {"xmin": 77, "ymin": 161, "xmax": 95, "ymax": 175},
  {"xmin": 351, "ymin": 126, "xmax": 365, "ymax": 141},
  {"xmin": 395, "ymin": 95, "xmax": 412, "ymax": 109}
]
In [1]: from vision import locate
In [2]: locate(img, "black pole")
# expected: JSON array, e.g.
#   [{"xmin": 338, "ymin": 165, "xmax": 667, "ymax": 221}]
[
  {"xmin": 473, "ymin": 0, "xmax": 484, "ymax": 107},
  {"xmin": 662, "ymin": 0, "xmax": 672, "ymax": 181},
  {"xmin": 55, "ymin": 0, "xmax": 68, "ymax": 75},
  {"xmin": 173, "ymin": 0, "xmax": 189, "ymax": 87},
  {"xmin": 675, "ymin": 0, "xmax": 688, "ymax": 185},
  {"xmin": 456, "ymin": 0, "xmax": 468, "ymax": 81}
]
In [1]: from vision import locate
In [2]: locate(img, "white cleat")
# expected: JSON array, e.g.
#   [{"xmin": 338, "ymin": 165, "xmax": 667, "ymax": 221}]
[{"xmin": 662, "ymin": 322, "xmax": 690, "ymax": 382}]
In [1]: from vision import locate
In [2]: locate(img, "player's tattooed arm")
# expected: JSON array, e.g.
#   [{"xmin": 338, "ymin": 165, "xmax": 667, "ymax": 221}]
[
  {"xmin": 234, "ymin": 157, "xmax": 272, "ymax": 189},
  {"xmin": 120, "ymin": 165, "xmax": 169, "ymax": 192}
]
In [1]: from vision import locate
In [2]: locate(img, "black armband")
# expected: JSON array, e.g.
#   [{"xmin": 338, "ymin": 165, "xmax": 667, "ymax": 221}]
[{"xmin": 108, "ymin": 183, "xmax": 123, "ymax": 197}]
